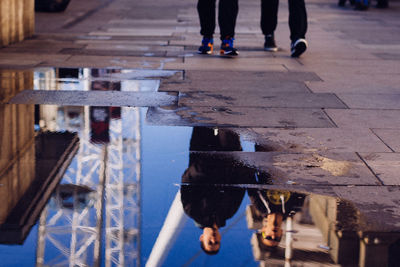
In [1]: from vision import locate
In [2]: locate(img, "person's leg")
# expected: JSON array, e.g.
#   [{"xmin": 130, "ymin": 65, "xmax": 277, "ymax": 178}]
[
  {"xmin": 198, "ymin": 0, "xmax": 216, "ymax": 38},
  {"xmin": 197, "ymin": 0, "xmax": 216, "ymax": 54},
  {"xmin": 218, "ymin": 0, "xmax": 239, "ymax": 55},
  {"xmin": 260, "ymin": 0, "xmax": 279, "ymax": 36},
  {"xmin": 288, "ymin": 0, "xmax": 307, "ymax": 43},
  {"xmin": 288, "ymin": 0, "xmax": 307, "ymax": 57},
  {"xmin": 261, "ymin": 0, "xmax": 279, "ymax": 51},
  {"xmin": 218, "ymin": 0, "xmax": 238, "ymax": 39}
]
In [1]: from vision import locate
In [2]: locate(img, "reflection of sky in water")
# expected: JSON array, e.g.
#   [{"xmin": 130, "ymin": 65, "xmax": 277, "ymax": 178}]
[
  {"xmin": 0, "ymin": 104, "xmax": 254, "ymax": 266},
  {"xmin": 0, "ymin": 225, "xmax": 38, "ymax": 266}
]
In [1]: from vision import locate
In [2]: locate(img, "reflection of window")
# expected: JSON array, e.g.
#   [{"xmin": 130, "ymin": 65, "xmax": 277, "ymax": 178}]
[{"xmin": 52, "ymin": 184, "xmax": 96, "ymax": 211}]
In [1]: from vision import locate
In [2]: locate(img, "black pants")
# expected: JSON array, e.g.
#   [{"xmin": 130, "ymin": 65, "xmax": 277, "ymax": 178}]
[
  {"xmin": 261, "ymin": 0, "xmax": 307, "ymax": 42},
  {"xmin": 197, "ymin": 0, "xmax": 238, "ymax": 40}
]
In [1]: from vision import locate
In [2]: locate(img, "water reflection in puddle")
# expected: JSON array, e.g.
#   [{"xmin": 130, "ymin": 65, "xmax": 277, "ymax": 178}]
[
  {"xmin": 0, "ymin": 68, "xmax": 399, "ymax": 267},
  {"xmin": 33, "ymin": 68, "xmax": 180, "ymax": 93}
]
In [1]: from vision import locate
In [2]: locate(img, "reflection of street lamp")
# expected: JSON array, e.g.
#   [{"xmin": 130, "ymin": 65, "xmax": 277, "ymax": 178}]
[{"xmin": 285, "ymin": 217, "xmax": 293, "ymax": 267}]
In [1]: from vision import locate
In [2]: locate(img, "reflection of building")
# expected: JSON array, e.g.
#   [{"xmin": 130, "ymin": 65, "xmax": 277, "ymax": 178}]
[
  {"xmin": 247, "ymin": 191, "xmax": 400, "ymax": 267},
  {"xmin": 0, "ymin": 1, "xmax": 34, "ymax": 46},
  {"xmin": 35, "ymin": 68, "xmax": 142, "ymax": 267},
  {"xmin": 246, "ymin": 195, "xmax": 337, "ymax": 266},
  {"xmin": 0, "ymin": 70, "xmax": 79, "ymax": 244},
  {"xmin": 0, "ymin": 132, "xmax": 79, "ymax": 244},
  {"xmin": 309, "ymin": 195, "xmax": 359, "ymax": 265},
  {"xmin": 309, "ymin": 195, "xmax": 400, "ymax": 267},
  {"xmin": 0, "ymin": 70, "xmax": 35, "ymax": 224}
]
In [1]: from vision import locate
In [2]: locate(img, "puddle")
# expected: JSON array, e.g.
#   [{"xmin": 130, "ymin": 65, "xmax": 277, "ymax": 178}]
[{"xmin": 0, "ymin": 68, "xmax": 399, "ymax": 267}]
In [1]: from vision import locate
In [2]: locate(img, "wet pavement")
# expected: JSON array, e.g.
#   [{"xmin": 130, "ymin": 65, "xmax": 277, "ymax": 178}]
[
  {"xmin": 1, "ymin": 0, "xmax": 400, "ymax": 265},
  {"xmin": 0, "ymin": 67, "xmax": 399, "ymax": 267}
]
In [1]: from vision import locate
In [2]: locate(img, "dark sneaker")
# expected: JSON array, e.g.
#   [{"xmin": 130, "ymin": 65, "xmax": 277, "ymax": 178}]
[
  {"xmin": 354, "ymin": 2, "xmax": 369, "ymax": 9},
  {"xmin": 264, "ymin": 34, "xmax": 278, "ymax": 52},
  {"xmin": 198, "ymin": 37, "xmax": 214, "ymax": 54},
  {"xmin": 376, "ymin": 0, "xmax": 388, "ymax": 8},
  {"xmin": 354, "ymin": 0, "xmax": 369, "ymax": 10},
  {"xmin": 291, "ymin": 38, "xmax": 308, "ymax": 58},
  {"xmin": 220, "ymin": 37, "xmax": 239, "ymax": 56}
]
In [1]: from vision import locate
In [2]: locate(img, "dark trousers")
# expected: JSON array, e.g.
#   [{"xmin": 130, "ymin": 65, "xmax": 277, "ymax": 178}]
[
  {"xmin": 260, "ymin": 0, "xmax": 307, "ymax": 42},
  {"xmin": 197, "ymin": 0, "xmax": 238, "ymax": 40}
]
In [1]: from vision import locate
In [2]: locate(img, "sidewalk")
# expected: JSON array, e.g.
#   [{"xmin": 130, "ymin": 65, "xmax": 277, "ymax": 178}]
[{"xmin": 1, "ymin": 0, "xmax": 400, "ymax": 263}]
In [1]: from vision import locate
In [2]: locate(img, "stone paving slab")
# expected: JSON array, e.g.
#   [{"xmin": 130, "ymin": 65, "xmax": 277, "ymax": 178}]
[
  {"xmin": 248, "ymin": 128, "xmax": 392, "ymax": 153},
  {"xmin": 326, "ymin": 109, "xmax": 400, "ymax": 129},
  {"xmin": 183, "ymin": 70, "xmax": 322, "ymax": 82},
  {"xmin": 306, "ymin": 81, "xmax": 400, "ymax": 94},
  {"xmin": 146, "ymin": 106, "xmax": 336, "ymax": 128},
  {"xmin": 0, "ymin": 41, "xmax": 85, "ymax": 54},
  {"xmin": 233, "ymin": 151, "xmax": 380, "ymax": 186},
  {"xmin": 311, "ymin": 73, "xmax": 400, "ymax": 89},
  {"xmin": 60, "ymin": 48, "xmax": 168, "ymax": 57},
  {"xmin": 76, "ymin": 35, "xmax": 183, "ymax": 42},
  {"xmin": 372, "ymin": 129, "xmax": 400, "ymax": 152},
  {"xmin": 359, "ymin": 153, "xmax": 400, "ymax": 185},
  {"xmin": 84, "ymin": 44, "xmax": 184, "ymax": 52},
  {"xmin": 75, "ymin": 39, "xmax": 169, "ymax": 46},
  {"xmin": 288, "ymin": 59, "xmax": 400, "ymax": 75},
  {"xmin": 107, "ymin": 19, "xmax": 179, "ymax": 26},
  {"xmin": 8, "ymin": 90, "xmax": 178, "ymax": 107},
  {"xmin": 178, "ymin": 92, "xmax": 347, "ymax": 108},
  {"xmin": 89, "ymin": 28, "xmax": 176, "ymax": 36},
  {"xmin": 164, "ymin": 57, "xmax": 287, "ymax": 71},
  {"xmin": 161, "ymin": 80, "xmax": 311, "ymax": 93},
  {"xmin": 336, "ymin": 94, "xmax": 400, "ymax": 109},
  {"xmin": 0, "ymin": 53, "xmax": 71, "ymax": 67},
  {"xmin": 332, "ymin": 186, "xmax": 400, "ymax": 232},
  {"xmin": 159, "ymin": 70, "xmax": 320, "ymax": 92},
  {"xmin": 57, "ymin": 55, "xmax": 182, "ymax": 69}
]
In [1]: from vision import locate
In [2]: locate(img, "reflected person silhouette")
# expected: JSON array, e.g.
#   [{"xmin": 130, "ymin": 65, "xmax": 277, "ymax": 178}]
[
  {"xmin": 180, "ymin": 127, "xmax": 252, "ymax": 255},
  {"xmin": 248, "ymin": 174, "xmax": 305, "ymax": 248}
]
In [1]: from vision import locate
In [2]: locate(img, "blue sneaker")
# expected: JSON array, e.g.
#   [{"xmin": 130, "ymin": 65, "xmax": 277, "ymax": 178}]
[
  {"xmin": 354, "ymin": 0, "xmax": 369, "ymax": 10},
  {"xmin": 220, "ymin": 37, "xmax": 238, "ymax": 56},
  {"xmin": 198, "ymin": 37, "xmax": 214, "ymax": 54}
]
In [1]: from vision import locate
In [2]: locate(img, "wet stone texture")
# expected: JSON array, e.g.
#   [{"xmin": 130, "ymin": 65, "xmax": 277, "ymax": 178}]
[
  {"xmin": 9, "ymin": 90, "xmax": 178, "ymax": 107},
  {"xmin": 146, "ymin": 106, "xmax": 336, "ymax": 128},
  {"xmin": 178, "ymin": 92, "xmax": 347, "ymax": 108},
  {"xmin": 159, "ymin": 70, "xmax": 321, "ymax": 93},
  {"xmin": 233, "ymin": 152, "xmax": 381, "ymax": 186}
]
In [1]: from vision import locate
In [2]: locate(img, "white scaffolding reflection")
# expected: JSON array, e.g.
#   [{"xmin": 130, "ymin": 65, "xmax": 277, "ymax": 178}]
[{"xmin": 35, "ymin": 68, "xmax": 141, "ymax": 267}]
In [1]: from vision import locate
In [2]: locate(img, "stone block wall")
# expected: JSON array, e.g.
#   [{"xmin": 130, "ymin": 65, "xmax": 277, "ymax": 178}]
[{"xmin": 0, "ymin": 0, "xmax": 34, "ymax": 46}]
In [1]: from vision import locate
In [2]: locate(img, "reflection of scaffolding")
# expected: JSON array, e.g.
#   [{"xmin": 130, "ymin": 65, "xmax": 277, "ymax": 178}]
[
  {"xmin": 105, "ymin": 112, "xmax": 141, "ymax": 267},
  {"xmin": 36, "ymin": 83, "xmax": 141, "ymax": 266}
]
